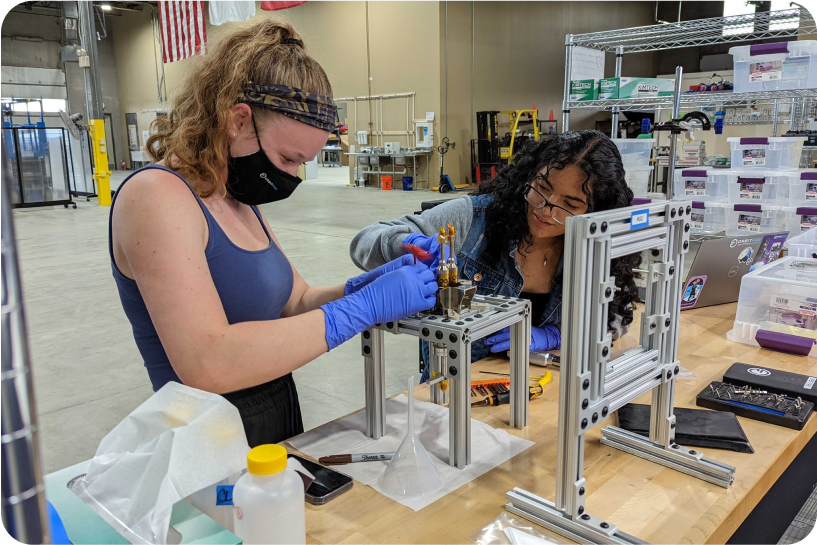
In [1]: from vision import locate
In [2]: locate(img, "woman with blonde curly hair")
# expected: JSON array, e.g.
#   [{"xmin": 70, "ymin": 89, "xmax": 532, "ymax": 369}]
[{"xmin": 109, "ymin": 20, "xmax": 436, "ymax": 446}]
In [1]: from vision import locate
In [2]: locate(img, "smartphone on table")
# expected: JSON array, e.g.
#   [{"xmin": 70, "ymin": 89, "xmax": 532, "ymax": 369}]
[{"xmin": 287, "ymin": 454, "xmax": 353, "ymax": 505}]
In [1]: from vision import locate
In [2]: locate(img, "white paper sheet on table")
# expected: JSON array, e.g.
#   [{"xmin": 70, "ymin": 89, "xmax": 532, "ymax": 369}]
[{"xmin": 287, "ymin": 395, "xmax": 534, "ymax": 511}]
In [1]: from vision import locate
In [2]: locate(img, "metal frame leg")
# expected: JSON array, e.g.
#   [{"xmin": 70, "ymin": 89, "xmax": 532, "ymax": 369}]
[
  {"xmin": 448, "ymin": 340, "xmax": 472, "ymax": 468},
  {"xmin": 509, "ymin": 312, "xmax": 531, "ymax": 429},
  {"xmin": 430, "ymin": 343, "xmax": 449, "ymax": 405},
  {"xmin": 362, "ymin": 328, "xmax": 386, "ymax": 439}
]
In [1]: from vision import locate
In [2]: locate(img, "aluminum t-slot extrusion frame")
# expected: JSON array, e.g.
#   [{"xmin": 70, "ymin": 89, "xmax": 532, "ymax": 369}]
[
  {"xmin": 506, "ymin": 201, "xmax": 735, "ymax": 544},
  {"xmin": 361, "ymin": 294, "xmax": 531, "ymax": 469}
]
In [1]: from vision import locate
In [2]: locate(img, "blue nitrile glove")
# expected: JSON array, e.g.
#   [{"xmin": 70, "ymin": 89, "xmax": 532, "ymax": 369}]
[
  {"xmin": 484, "ymin": 324, "xmax": 561, "ymax": 354},
  {"xmin": 322, "ymin": 263, "xmax": 438, "ymax": 350},
  {"xmin": 345, "ymin": 254, "xmax": 415, "ymax": 295},
  {"xmin": 402, "ymin": 233, "xmax": 455, "ymax": 269}
]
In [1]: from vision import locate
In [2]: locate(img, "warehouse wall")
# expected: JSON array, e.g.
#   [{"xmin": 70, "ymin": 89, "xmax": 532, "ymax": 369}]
[
  {"xmin": 1, "ymin": 7, "xmax": 127, "ymax": 171},
  {"xmin": 111, "ymin": 2, "xmax": 444, "ymax": 185}
]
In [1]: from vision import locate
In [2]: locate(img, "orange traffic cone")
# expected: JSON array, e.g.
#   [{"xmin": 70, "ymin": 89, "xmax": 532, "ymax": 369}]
[{"xmin": 549, "ymin": 109, "xmax": 555, "ymax": 121}]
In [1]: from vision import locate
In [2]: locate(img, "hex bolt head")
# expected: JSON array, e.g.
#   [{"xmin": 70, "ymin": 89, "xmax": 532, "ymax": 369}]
[
  {"xmin": 651, "ymin": 249, "xmax": 659, "ymax": 257},
  {"xmin": 672, "ymin": 444, "xmax": 680, "ymax": 449},
  {"xmin": 429, "ymin": 316, "xmax": 437, "ymax": 320},
  {"xmin": 449, "ymin": 350, "xmax": 458, "ymax": 359},
  {"xmin": 363, "ymin": 346, "xmax": 371, "ymax": 355},
  {"xmin": 581, "ymin": 514, "xmax": 590, "ymax": 521},
  {"xmin": 387, "ymin": 322, "xmax": 394, "ymax": 329},
  {"xmin": 363, "ymin": 331, "xmax": 371, "ymax": 339},
  {"xmin": 475, "ymin": 314, "xmax": 483, "ymax": 318},
  {"xmin": 589, "ymin": 223, "xmax": 597, "ymax": 234},
  {"xmin": 601, "ymin": 221, "xmax": 608, "ymax": 233},
  {"xmin": 435, "ymin": 331, "xmax": 443, "ymax": 340},
  {"xmin": 422, "ymin": 328, "xmax": 430, "ymax": 337},
  {"xmin": 689, "ymin": 450, "xmax": 697, "ymax": 455},
  {"xmin": 592, "ymin": 412, "xmax": 599, "ymax": 423},
  {"xmin": 669, "ymin": 266, "xmax": 675, "ymax": 276},
  {"xmin": 602, "ymin": 406, "xmax": 608, "ymax": 417},
  {"xmin": 456, "ymin": 321, "xmax": 464, "ymax": 325},
  {"xmin": 602, "ymin": 346, "xmax": 609, "ymax": 357},
  {"xmin": 579, "ymin": 487, "xmax": 585, "ymax": 496},
  {"xmin": 605, "ymin": 287, "xmax": 612, "ymax": 298},
  {"xmin": 677, "ymin": 206, "xmax": 684, "ymax": 217},
  {"xmin": 650, "ymin": 322, "xmax": 657, "ymax": 330},
  {"xmin": 671, "ymin": 422, "xmax": 676, "ymax": 429},
  {"xmin": 449, "ymin": 366, "xmax": 458, "ymax": 376},
  {"xmin": 683, "ymin": 240, "xmax": 689, "ymax": 250},
  {"xmin": 500, "ymin": 304, "xmax": 509, "ymax": 308},
  {"xmin": 582, "ymin": 399, "xmax": 589, "ymax": 409},
  {"xmin": 583, "ymin": 379, "xmax": 590, "ymax": 390},
  {"xmin": 578, "ymin": 506, "xmax": 585, "ymax": 515},
  {"xmin": 581, "ymin": 418, "xmax": 588, "ymax": 429},
  {"xmin": 375, "ymin": 323, "xmax": 381, "ymax": 327},
  {"xmin": 674, "ymin": 366, "xmax": 680, "ymax": 375},
  {"xmin": 671, "ymin": 208, "xmax": 677, "ymax": 218},
  {"xmin": 442, "ymin": 319, "xmax": 450, "ymax": 323},
  {"xmin": 665, "ymin": 318, "xmax": 671, "ymax": 327},
  {"xmin": 449, "ymin": 334, "xmax": 458, "ymax": 343},
  {"xmin": 601, "ymin": 522, "xmax": 610, "ymax": 529},
  {"xmin": 666, "ymin": 370, "xmax": 672, "ymax": 379},
  {"xmin": 686, "ymin": 205, "xmax": 692, "ymax": 215},
  {"xmin": 465, "ymin": 317, "xmax": 473, "ymax": 322},
  {"xmin": 684, "ymin": 223, "xmax": 690, "ymax": 233}
]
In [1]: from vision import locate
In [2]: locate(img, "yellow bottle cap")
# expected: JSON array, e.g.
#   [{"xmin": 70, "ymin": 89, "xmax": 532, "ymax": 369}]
[{"xmin": 246, "ymin": 444, "xmax": 288, "ymax": 475}]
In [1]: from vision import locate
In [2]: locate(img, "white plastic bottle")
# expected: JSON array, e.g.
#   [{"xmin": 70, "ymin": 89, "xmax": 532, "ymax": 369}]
[{"xmin": 232, "ymin": 444, "xmax": 305, "ymax": 545}]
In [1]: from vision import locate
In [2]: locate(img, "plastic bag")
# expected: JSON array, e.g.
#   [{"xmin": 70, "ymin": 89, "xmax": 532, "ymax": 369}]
[{"xmin": 468, "ymin": 512, "xmax": 565, "ymax": 545}]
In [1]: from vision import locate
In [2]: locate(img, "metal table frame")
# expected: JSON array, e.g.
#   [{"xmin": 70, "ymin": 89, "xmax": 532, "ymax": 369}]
[
  {"xmin": 361, "ymin": 294, "xmax": 531, "ymax": 468},
  {"xmin": 347, "ymin": 152, "xmax": 432, "ymax": 190},
  {"xmin": 506, "ymin": 201, "xmax": 735, "ymax": 544}
]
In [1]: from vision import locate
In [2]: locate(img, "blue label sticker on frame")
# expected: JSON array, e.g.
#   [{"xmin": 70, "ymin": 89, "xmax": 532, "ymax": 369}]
[
  {"xmin": 216, "ymin": 485, "xmax": 234, "ymax": 506},
  {"xmin": 630, "ymin": 209, "xmax": 649, "ymax": 230}
]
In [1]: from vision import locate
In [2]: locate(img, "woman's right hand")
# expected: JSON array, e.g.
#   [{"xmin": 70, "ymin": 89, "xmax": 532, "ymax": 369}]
[{"xmin": 321, "ymin": 262, "xmax": 437, "ymax": 350}]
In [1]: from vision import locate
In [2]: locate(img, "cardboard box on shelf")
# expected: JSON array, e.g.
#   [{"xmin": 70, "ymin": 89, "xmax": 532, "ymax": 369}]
[{"xmin": 569, "ymin": 79, "xmax": 598, "ymax": 101}]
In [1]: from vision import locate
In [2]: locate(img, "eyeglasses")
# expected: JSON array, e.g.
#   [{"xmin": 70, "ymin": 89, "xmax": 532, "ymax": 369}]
[{"xmin": 524, "ymin": 176, "xmax": 578, "ymax": 225}]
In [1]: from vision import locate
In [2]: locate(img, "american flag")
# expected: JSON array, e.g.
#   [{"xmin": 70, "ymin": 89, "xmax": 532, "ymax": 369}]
[{"xmin": 158, "ymin": 1, "xmax": 206, "ymax": 63}]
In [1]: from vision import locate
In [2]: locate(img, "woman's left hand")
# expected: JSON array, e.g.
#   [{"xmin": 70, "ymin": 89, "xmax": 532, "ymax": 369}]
[
  {"xmin": 345, "ymin": 255, "xmax": 415, "ymax": 295},
  {"xmin": 484, "ymin": 324, "xmax": 561, "ymax": 353}
]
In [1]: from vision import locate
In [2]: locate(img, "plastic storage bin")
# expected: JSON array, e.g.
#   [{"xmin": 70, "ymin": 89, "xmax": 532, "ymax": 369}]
[
  {"xmin": 726, "ymin": 203, "xmax": 787, "ymax": 236},
  {"xmin": 673, "ymin": 168, "xmax": 732, "ymax": 201},
  {"xmin": 689, "ymin": 201, "xmax": 727, "ymax": 235},
  {"xmin": 613, "ymin": 139, "xmax": 655, "ymax": 168},
  {"xmin": 728, "ymin": 137, "xmax": 805, "ymax": 171},
  {"xmin": 782, "ymin": 171, "xmax": 817, "ymax": 207},
  {"xmin": 726, "ymin": 256, "xmax": 817, "ymax": 357},
  {"xmin": 729, "ymin": 41, "xmax": 817, "ymax": 93},
  {"xmin": 785, "ymin": 226, "xmax": 817, "ymax": 258},
  {"xmin": 726, "ymin": 170, "xmax": 798, "ymax": 205},
  {"xmin": 624, "ymin": 166, "xmax": 653, "ymax": 196},
  {"xmin": 784, "ymin": 206, "xmax": 817, "ymax": 237}
]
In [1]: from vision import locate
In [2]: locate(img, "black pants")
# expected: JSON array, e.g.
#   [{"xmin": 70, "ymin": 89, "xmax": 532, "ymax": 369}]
[{"xmin": 222, "ymin": 373, "xmax": 304, "ymax": 447}]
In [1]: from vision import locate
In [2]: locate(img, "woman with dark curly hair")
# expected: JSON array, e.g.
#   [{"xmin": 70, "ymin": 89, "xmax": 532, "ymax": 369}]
[{"xmin": 350, "ymin": 130, "xmax": 641, "ymax": 379}]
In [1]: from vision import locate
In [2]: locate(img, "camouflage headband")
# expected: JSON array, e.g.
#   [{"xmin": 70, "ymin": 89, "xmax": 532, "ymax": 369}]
[{"xmin": 239, "ymin": 82, "xmax": 337, "ymax": 132}]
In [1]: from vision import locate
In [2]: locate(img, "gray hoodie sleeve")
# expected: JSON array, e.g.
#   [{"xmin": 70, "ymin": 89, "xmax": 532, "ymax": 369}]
[{"xmin": 350, "ymin": 195, "xmax": 475, "ymax": 271}]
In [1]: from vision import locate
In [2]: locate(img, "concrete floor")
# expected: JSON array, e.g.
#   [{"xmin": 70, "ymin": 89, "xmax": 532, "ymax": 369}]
[{"xmin": 14, "ymin": 165, "xmax": 447, "ymax": 474}]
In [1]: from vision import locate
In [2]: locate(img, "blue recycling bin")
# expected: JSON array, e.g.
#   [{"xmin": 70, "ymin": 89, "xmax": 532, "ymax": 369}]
[{"xmin": 402, "ymin": 176, "xmax": 414, "ymax": 191}]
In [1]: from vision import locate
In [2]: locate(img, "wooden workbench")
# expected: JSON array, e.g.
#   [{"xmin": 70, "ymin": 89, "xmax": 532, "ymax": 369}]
[{"xmin": 289, "ymin": 303, "xmax": 817, "ymax": 544}]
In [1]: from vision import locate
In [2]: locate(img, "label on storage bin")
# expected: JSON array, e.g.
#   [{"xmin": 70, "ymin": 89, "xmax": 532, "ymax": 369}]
[
  {"xmin": 750, "ymin": 60, "xmax": 782, "ymax": 82},
  {"xmin": 685, "ymin": 179, "xmax": 706, "ymax": 196},
  {"xmin": 739, "ymin": 181, "xmax": 764, "ymax": 200},
  {"xmin": 769, "ymin": 296, "xmax": 817, "ymax": 331},
  {"xmin": 630, "ymin": 209, "xmax": 649, "ymax": 230},
  {"xmin": 807, "ymin": 182, "xmax": 817, "ymax": 200},
  {"xmin": 742, "ymin": 149, "xmax": 766, "ymax": 166},
  {"xmin": 737, "ymin": 213, "xmax": 762, "ymax": 232},
  {"xmin": 801, "ymin": 214, "xmax": 817, "ymax": 232},
  {"xmin": 690, "ymin": 212, "xmax": 705, "ymax": 230}
]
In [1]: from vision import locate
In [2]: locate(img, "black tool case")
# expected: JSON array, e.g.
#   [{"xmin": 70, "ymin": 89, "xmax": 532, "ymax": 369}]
[
  {"xmin": 723, "ymin": 363, "xmax": 817, "ymax": 405},
  {"xmin": 696, "ymin": 381, "xmax": 813, "ymax": 430}
]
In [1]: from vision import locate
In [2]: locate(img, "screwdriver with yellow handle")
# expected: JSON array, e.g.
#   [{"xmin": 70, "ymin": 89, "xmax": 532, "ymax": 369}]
[{"xmin": 471, "ymin": 371, "xmax": 551, "ymax": 407}]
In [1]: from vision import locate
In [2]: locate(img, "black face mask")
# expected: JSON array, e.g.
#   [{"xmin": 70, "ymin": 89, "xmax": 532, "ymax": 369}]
[{"xmin": 226, "ymin": 119, "xmax": 302, "ymax": 205}]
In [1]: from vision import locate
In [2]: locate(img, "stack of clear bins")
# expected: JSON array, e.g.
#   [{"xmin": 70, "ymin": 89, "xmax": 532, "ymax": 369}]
[{"xmin": 613, "ymin": 139, "xmax": 655, "ymax": 198}]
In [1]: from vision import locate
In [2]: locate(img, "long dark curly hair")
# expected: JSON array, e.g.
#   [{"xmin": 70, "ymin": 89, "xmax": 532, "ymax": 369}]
[{"xmin": 476, "ymin": 130, "xmax": 641, "ymax": 336}]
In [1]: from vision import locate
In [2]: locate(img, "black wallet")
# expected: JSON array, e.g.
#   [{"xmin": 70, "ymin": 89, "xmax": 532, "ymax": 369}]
[{"xmin": 616, "ymin": 403, "xmax": 754, "ymax": 453}]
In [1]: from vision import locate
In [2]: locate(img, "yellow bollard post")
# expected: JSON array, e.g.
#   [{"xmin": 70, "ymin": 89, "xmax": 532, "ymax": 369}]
[{"xmin": 88, "ymin": 119, "xmax": 112, "ymax": 206}]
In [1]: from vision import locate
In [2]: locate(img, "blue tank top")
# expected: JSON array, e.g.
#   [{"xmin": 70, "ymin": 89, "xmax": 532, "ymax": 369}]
[{"xmin": 109, "ymin": 165, "xmax": 295, "ymax": 391}]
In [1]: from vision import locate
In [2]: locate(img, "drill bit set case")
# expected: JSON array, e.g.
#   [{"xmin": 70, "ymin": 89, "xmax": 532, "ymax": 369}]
[{"xmin": 727, "ymin": 256, "xmax": 817, "ymax": 357}]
